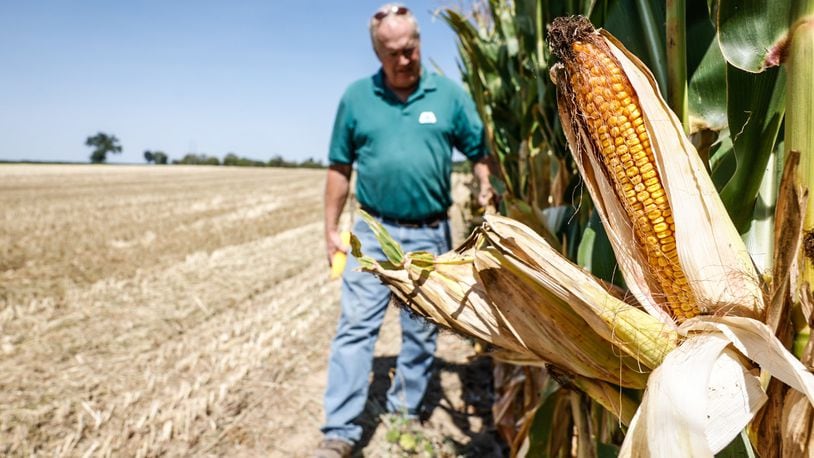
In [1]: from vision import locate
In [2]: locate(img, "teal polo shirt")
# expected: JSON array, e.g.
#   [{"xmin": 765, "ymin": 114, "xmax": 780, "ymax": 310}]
[{"xmin": 328, "ymin": 68, "xmax": 487, "ymax": 220}]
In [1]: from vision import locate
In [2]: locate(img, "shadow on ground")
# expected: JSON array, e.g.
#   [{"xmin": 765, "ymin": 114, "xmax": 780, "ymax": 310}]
[{"xmin": 352, "ymin": 353, "xmax": 508, "ymax": 457}]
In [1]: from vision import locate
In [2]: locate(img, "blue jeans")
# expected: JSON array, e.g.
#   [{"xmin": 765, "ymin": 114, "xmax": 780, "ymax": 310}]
[{"xmin": 321, "ymin": 215, "xmax": 451, "ymax": 444}]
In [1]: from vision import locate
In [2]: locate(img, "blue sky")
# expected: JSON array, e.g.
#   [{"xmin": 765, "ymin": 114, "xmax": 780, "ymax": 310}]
[{"xmin": 0, "ymin": 1, "xmax": 464, "ymax": 163}]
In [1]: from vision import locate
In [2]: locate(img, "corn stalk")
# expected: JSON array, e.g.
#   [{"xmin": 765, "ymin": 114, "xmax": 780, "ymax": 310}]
[
  {"xmin": 442, "ymin": 2, "xmax": 601, "ymax": 452},
  {"xmin": 789, "ymin": 2, "xmax": 814, "ymax": 320},
  {"xmin": 442, "ymin": 0, "xmax": 581, "ymax": 249}
]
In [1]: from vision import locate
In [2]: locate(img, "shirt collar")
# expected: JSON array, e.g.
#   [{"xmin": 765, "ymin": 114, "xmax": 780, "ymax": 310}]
[{"xmin": 372, "ymin": 66, "xmax": 436, "ymax": 101}]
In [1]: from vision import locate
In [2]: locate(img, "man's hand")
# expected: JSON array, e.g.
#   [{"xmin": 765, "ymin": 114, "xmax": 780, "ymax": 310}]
[
  {"xmin": 324, "ymin": 164, "xmax": 352, "ymax": 266},
  {"xmin": 325, "ymin": 229, "xmax": 348, "ymax": 267},
  {"xmin": 473, "ymin": 156, "xmax": 497, "ymax": 211},
  {"xmin": 477, "ymin": 182, "xmax": 495, "ymax": 209}
]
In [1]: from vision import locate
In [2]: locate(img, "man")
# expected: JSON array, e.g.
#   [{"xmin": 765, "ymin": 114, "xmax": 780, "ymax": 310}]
[{"xmin": 317, "ymin": 4, "xmax": 493, "ymax": 457}]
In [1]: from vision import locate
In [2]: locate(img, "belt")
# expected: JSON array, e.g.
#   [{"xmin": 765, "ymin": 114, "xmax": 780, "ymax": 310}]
[{"xmin": 361, "ymin": 206, "xmax": 448, "ymax": 228}]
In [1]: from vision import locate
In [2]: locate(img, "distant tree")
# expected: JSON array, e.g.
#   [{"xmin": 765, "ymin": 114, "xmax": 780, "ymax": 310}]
[
  {"xmin": 299, "ymin": 157, "xmax": 324, "ymax": 169},
  {"xmin": 268, "ymin": 155, "xmax": 287, "ymax": 168},
  {"xmin": 175, "ymin": 153, "xmax": 220, "ymax": 165},
  {"xmin": 85, "ymin": 132, "xmax": 122, "ymax": 163},
  {"xmin": 144, "ymin": 150, "xmax": 168, "ymax": 165},
  {"xmin": 266, "ymin": 155, "xmax": 325, "ymax": 169},
  {"xmin": 223, "ymin": 153, "xmax": 239, "ymax": 166},
  {"xmin": 222, "ymin": 152, "xmax": 266, "ymax": 167}
]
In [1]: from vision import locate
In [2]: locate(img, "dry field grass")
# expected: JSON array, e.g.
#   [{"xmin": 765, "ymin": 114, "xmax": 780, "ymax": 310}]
[{"xmin": 0, "ymin": 164, "xmax": 501, "ymax": 457}]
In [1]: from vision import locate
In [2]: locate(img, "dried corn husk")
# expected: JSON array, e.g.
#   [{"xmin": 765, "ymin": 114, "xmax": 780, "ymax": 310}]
[
  {"xmin": 620, "ymin": 316, "xmax": 814, "ymax": 456},
  {"xmin": 353, "ymin": 211, "xmax": 676, "ymax": 391},
  {"xmin": 481, "ymin": 216, "xmax": 676, "ymax": 370}
]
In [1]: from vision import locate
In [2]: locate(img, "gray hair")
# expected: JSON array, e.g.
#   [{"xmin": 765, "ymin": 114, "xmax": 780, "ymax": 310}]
[{"xmin": 369, "ymin": 3, "xmax": 420, "ymax": 52}]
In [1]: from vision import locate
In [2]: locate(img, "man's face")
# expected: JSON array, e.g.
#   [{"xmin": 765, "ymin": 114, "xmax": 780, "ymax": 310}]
[{"xmin": 374, "ymin": 19, "xmax": 421, "ymax": 91}]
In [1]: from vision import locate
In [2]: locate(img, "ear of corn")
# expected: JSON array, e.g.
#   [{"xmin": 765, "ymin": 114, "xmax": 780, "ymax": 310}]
[
  {"xmin": 329, "ymin": 230, "xmax": 351, "ymax": 279},
  {"xmin": 548, "ymin": 16, "xmax": 764, "ymax": 323},
  {"xmin": 549, "ymin": 24, "xmax": 695, "ymax": 321}
]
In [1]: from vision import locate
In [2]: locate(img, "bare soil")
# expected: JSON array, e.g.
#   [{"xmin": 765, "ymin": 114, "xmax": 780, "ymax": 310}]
[{"xmin": 0, "ymin": 164, "xmax": 505, "ymax": 457}]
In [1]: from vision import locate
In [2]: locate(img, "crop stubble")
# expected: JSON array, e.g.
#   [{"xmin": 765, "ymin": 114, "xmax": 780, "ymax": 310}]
[
  {"xmin": 0, "ymin": 165, "xmax": 494, "ymax": 457},
  {"xmin": 0, "ymin": 165, "xmax": 340, "ymax": 456}
]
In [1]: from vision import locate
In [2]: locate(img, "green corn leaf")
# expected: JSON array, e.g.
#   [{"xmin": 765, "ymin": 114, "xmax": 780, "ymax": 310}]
[
  {"xmin": 717, "ymin": 0, "xmax": 792, "ymax": 73},
  {"xmin": 577, "ymin": 211, "xmax": 624, "ymax": 288},
  {"xmin": 716, "ymin": 66, "xmax": 786, "ymax": 233},
  {"xmin": 689, "ymin": 34, "xmax": 728, "ymax": 134},
  {"xmin": 358, "ymin": 210, "xmax": 404, "ymax": 264},
  {"xmin": 714, "ymin": 430, "xmax": 757, "ymax": 457},
  {"xmin": 601, "ymin": 0, "xmax": 667, "ymax": 96},
  {"xmin": 528, "ymin": 383, "xmax": 572, "ymax": 457}
]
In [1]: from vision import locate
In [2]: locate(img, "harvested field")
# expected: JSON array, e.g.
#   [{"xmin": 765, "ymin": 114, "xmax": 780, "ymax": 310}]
[{"xmin": 0, "ymin": 164, "xmax": 502, "ymax": 457}]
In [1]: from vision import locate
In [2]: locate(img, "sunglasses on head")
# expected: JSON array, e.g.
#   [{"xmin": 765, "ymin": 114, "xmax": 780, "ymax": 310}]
[{"xmin": 373, "ymin": 5, "xmax": 409, "ymax": 20}]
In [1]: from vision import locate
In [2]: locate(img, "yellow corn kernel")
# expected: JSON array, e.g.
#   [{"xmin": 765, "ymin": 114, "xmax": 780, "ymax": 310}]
[{"xmin": 558, "ymin": 35, "xmax": 699, "ymax": 321}]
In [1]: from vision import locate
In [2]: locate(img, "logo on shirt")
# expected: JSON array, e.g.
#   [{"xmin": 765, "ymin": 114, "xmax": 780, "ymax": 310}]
[{"xmin": 418, "ymin": 111, "xmax": 437, "ymax": 124}]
